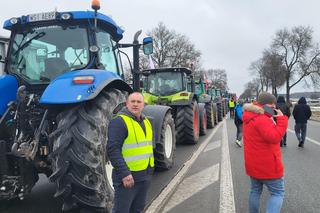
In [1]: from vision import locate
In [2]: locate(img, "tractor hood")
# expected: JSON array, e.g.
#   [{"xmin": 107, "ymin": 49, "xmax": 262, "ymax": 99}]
[
  {"xmin": 0, "ymin": 75, "xmax": 18, "ymax": 116},
  {"xmin": 143, "ymin": 92, "xmax": 192, "ymax": 106},
  {"xmin": 40, "ymin": 69, "xmax": 129, "ymax": 104}
]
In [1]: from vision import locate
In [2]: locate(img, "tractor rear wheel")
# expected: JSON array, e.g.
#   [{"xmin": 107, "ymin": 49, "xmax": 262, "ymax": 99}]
[
  {"xmin": 217, "ymin": 103, "xmax": 223, "ymax": 122},
  {"xmin": 199, "ymin": 103, "xmax": 207, "ymax": 136},
  {"xmin": 49, "ymin": 88, "xmax": 127, "ymax": 212},
  {"xmin": 176, "ymin": 101, "xmax": 200, "ymax": 144},
  {"xmin": 205, "ymin": 102, "xmax": 214, "ymax": 129},
  {"xmin": 154, "ymin": 112, "xmax": 175, "ymax": 170}
]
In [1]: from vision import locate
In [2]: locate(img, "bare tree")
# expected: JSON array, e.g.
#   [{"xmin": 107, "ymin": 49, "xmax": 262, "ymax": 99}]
[
  {"xmin": 261, "ymin": 50, "xmax": 286, "ymax": 96},
  {"xmin": 145, "ymin": 22, "xmax": 202, "ymax": 70},
  {"xmin": 272, "ymin": 26, "xmax": 320, "ymax": 101},
  {"xmin": 240, "ymin": 79, "xmax": 260, "ymax": 100},
  {"xmin": 206, "ymin": 68, "xmax": 228, "ymax": 90},
  {"xmin": 249, "ymin": 59, "xmax": 269, "ymax": 92}
]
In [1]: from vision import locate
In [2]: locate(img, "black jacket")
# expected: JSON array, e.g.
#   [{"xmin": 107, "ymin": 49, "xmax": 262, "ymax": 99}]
[
  {"xmin": 106, "ymin": 107, "xmax": 154, "ymax": 185},
  {"xmin": 276, "ymin": 96, "xmax": 291, "ymax": 118},
  {"xmin": 292, "ymin": 97, "xmax": 312, "ymax": 124}
]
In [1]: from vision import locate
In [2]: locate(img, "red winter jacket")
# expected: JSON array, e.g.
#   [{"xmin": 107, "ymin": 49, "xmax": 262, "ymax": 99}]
[{"xmin": 242, "ymin": 103, "xmax": 288, "ymax": 179}]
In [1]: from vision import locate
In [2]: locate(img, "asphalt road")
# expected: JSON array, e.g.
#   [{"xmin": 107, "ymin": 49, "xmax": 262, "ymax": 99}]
[
  {"xmin": 1, "ymin": 116, "xmax": 320, "ymax": 213},
  {"xmin": 154, "ymin": 117, "xmax": 320, "ymax": 213},
  {"xmin": 0, "ymin": 122, "xmax": 209, "ymax": 213}
]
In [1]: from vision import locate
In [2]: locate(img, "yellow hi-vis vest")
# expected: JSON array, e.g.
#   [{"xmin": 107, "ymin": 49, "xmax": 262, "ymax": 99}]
[
  {"xmin": 119, "ymin": 114, "xmax": 154, "ymax": 171},
  {"xmin": 229, "ymin": 100, "xmax": 235, "ymax": 108}
]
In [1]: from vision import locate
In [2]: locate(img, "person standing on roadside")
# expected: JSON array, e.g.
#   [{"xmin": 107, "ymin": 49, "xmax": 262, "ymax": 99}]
[
  {"xmin": 107, "ymin": 92, "xmax": 154, "ymax": 213},
  {"xmin": 234, "ymin": 99, "xmax": 244, "ymax": 147},
  {"xmin": 292, "ymin": 97, "xmax": 312, "ymax": 148},
  {"xmin": 242, "ymin": 92, "xmax": 288, "ymax": 213},
  {"xmin": 229, "ymin": 97, "xmax": 236, "ymax": 119},
  {"xmin": 276, "ymin": 96, "xmax": 291, "ymax": 147}
]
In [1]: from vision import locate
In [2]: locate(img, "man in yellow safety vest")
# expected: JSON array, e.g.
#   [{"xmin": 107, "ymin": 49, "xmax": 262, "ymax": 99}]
[
  {"xmin": 229, "ymin": 97, "xmax": 236, "ymax": 118},
  {"xmin": 107, "ymin": 92, "xmax": 154, "ymax": 213}
]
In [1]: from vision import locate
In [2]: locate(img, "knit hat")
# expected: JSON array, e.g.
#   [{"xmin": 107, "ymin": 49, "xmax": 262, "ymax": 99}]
[{"xmin": 257, "ymin": 92, "xmax": 276, "ymax": 105}]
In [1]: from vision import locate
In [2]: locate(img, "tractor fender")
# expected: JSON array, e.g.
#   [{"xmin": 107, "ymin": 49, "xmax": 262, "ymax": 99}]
[
  {"xmin": 170, "ymin": 93, "xmax": 196, "ymax": 106},
  {"xmin": 40, "ymin": 69, "xmax": 132, "ymax": 104},
  {"xmin": 143, "ymin": 105, "xmax": 172, "ymax": 147},
  {"xmin": 0, "ymin": 75, "xmax": 18, "ymax": 116}
]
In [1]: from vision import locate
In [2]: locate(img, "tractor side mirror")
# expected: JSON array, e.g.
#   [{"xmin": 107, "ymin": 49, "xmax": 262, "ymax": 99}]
[{"xmin": 143, "ymin": 37, "xmax": 153, "ymax": 55}]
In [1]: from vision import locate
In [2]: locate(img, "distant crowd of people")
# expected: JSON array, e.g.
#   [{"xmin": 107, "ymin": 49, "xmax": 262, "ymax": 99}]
[{"xmin": 231, "ymin": 92, "xmax": 312, "ymax": 213}]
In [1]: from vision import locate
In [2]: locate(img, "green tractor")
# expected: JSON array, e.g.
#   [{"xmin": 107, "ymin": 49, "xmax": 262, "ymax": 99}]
[
  {"xmin": 194, "ymin": 79, "xmax": 219, "ymax": 129},
  {"xmin": 142, "ymin": 67, "xmax": 202, "ymax": 144},
  {"xmin": 211, "ymin": 88, "xmax": 227, "ymax": 121}
]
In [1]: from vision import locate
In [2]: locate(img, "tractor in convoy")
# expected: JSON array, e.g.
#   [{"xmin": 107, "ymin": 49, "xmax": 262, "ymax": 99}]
[
  {"xmin": 0, "ymin": 1, "xmax": 175, "ymax": 212},
  {"xmin": 212, "ymin": 88, "xmax": 228, "ymax": 121},
  {"xmin": 142, "ymin": 67, "xmax": 203, "ymax": 144},
  {"xmin": 194, "ymin": 78, "xmax": 219, "ymax": 129}
]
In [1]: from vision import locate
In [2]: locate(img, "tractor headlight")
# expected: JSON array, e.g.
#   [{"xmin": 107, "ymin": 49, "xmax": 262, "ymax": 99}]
[
  {"xmin": 10, "ymin": 18, "xmax": 19, "ymax": 25},
  {"xmin": 61, "ymin": 13, "xmax": 71, "ymax": 20}
]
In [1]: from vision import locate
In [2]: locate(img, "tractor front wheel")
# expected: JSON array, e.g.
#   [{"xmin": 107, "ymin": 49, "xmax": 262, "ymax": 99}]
[
  {"xmin": 49, "ymin": 88, "xmax": 127, "ymax": 212},
  {"xmin": 154, "ymin": 112, "xmax": 175, "ymax": 170},
  {"xmin": 205, "ymin": 102, "xmax": 215, "ymax": 129}
]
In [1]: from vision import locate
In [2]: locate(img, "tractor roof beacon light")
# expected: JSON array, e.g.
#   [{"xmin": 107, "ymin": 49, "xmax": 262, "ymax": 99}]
[{"xmin": 92, "ymin": 0, "xmax": 100, "ymax": 29}]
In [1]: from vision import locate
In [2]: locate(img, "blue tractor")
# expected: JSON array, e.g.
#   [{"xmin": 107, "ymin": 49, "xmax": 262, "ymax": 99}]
[{"xmin": 0, "ymin": 1, "xmax": 175, "ymax": 212}]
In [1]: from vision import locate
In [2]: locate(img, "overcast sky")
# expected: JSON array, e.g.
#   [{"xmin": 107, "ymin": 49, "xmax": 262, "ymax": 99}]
[{"xmin": 1, "ymin": 0, "xmax": 320, "ymax": 95}]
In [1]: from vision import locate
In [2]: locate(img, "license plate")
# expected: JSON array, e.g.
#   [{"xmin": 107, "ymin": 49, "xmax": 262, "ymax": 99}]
[{"xmin": 29, "ymin": 12, "xmax": 56, "ymax": 22}]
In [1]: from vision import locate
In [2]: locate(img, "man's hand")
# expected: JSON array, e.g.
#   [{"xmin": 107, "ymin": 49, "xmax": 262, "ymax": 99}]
[
  {"xmin": 274, "ymin": 109, "xmax": 283, "ymax": 117},
  {"xmin": 122, "ymin": 174, "xmax": 134, "ymax": 188}
]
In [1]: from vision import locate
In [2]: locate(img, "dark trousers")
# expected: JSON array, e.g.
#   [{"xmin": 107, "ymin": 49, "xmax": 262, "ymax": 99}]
[
  {"xmin": 112, "ymin": 180, "xmax": 151, "ymax": 213},
  {"xmin": 230, "ymin": 107, "xmax": 235, "ymax": 118},
  {"xmin": 236, "ymin": 123, "xmax": 243, "ymax": 141},
  {"xmin": 280, "ymin": 132, "xmax": 287, "ymax": 146},
  {"xmin": 294, "ymin": 123, "xmax": 307, "ymax": 143}
]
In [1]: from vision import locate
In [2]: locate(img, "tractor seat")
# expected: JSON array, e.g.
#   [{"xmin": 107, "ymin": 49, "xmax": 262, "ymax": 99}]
[{"xmin": 43, "ymin": 58, "xmax": 69, "ymax": 80}]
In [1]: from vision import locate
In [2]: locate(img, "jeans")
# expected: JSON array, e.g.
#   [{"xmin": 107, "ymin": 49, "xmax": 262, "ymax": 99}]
[
  {"xmin": 236, "ymin": 123, "xmax": 243, "ymax": 141},
  {"xmin": 112, "ymin": 180, "xmax": 151, "ymax": 213},
  {"xmin": 249, "ymin": 177, "xmax": 285, "ymax": 213},
  {"xmin": 294, "ymin": 123, "xmax": 307, "ymax": 143}
]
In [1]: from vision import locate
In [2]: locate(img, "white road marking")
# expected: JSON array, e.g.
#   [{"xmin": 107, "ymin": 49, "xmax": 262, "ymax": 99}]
[
  {"xmin": 162, "ymin": 163, "xmax": 220, "ymax": 212},
  {"xmin": 288, "ymin": 129, "xmax": 320, "ymax": 146},
  {"xmin": 219, "ymin": 121, "xmax": 236, "ymax": 213},
  {"xmin": 204, "ymin": 140, "xmax": 221, "ymax": 152},
  {"xmin": 145, "ymin": 121, "xmax": 223, "ymax": 213}
]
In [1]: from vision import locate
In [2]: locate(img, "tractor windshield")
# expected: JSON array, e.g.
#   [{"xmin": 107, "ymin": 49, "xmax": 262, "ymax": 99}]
[
  {"xmin": 7, "ymin": 24, "xmax": 89, "ymax": 83},
  {"xmin": 146, "ymin": 71, "xmax": 185, "ymax": 96},
  {"xmin": 195, "ymin": 83, "xmax": 203, "ymax": 96}
]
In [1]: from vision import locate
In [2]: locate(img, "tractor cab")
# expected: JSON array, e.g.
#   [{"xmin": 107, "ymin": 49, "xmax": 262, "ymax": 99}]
[
  {"xmin": 142, "ymin": 67, "xmax": 192, "ymax": 105},
  {"xmin": 3, "ymin": 10, "xmax": 125, "ymax": 87},
  {"xmin": 193, "ymin": 78, "xmax": 211, "ymax": 103}
]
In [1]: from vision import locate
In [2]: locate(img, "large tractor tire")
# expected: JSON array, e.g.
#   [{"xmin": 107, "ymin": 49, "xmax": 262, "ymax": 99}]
[
  {"xmin": 199, "ymin": 103, "xmax": 207, "ymax": 136},
  {"xmin": 205, "ymin": 102, "xmax": 215, "ymax": 129},
  {"xmin": 217, "ymin": 103, "xmax": 223, "ymax": 122},
  {"xmin": 154, "ymin": 112, "xmax": 176, "ymax": 170},
  {"xmin": 176, "ymin": 101, "xmax": 200, "ymax": 144},
  {"xmin": 49, "ymin": 88, "xmax": 127, "ymax": 213}
]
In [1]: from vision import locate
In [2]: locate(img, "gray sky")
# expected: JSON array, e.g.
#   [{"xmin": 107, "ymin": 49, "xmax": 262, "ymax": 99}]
[{"xmin": 1, "ymin": 0, "xmax": 320, "ymax": 95}]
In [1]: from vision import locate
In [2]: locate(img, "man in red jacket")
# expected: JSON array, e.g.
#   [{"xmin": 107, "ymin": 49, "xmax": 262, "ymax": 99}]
[{"xmin": 243, "ymin": 92, "xmax": 288, "ymax": 213}]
